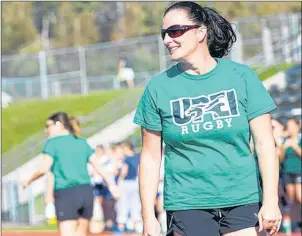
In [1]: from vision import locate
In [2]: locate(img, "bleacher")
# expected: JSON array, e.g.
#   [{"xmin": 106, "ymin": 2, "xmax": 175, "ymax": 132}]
[{"xmin": 270, "ymin": 64, "xmax": 302, "ymax": 124}]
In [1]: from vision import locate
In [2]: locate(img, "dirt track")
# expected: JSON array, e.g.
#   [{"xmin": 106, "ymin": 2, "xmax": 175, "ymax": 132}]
[
  {"xmin": 2, "ymin": 232, "xmax": 138, "ymax": 236},
  {"xmin": 2, "ymin": 232, "xmax": 301, "ymax": 236}
]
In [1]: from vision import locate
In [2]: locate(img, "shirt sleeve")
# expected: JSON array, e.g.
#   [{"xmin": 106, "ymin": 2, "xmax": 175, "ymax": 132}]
[
  {"xmin": 133, "ymin": 86, "xmax": 162, "ymax": 131},
  {"xmin": 84, "ymin": 140, "xmax": 95, "ymax": 161},
  {"xmin": 124, "ymin": 157, "xmax": 130, "ymax": 165},
  {"xmin": 42, "ymin": 139, "xmax": 56, "ymax": 159},
  {"xmin": 245, "ymin": 69, "xmax": 277, "ymax": 120}
]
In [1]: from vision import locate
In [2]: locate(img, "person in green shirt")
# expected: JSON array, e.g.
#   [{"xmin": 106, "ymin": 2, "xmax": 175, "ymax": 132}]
[
  {"xmin": 23, "ymin": 111, "xmax": 119, "ymax": 236},
  {"xmin": 279, "ymin": 118, "xmax": 301, "ymax": 216},
  {"xmin": 44, "ymin": 116, "xmax": 81, "ymax": 224},
  {"xmin": 133, "ymin": 2, "xmax": 282, "ymax": 236}
]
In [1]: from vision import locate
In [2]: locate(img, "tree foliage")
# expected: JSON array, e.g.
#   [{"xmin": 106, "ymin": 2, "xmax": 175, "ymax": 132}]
[
  {"xmin": 1, "ymin": 1, "xmax": 301, "ymax": 55},
  {"xmin": 2, "ymin": 2, "xmax": 37, "ymax": 55},
  {"xmin": 53, "ymin": 2, "xmax": 100, "ymax": 48}
]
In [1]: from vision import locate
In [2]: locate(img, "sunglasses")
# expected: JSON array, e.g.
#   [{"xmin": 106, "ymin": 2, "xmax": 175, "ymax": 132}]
[{"xmin": 161, "ymin": 25, "xmax": 200, "ymax": 40}]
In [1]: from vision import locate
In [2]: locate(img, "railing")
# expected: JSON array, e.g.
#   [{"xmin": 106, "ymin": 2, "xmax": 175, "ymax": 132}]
[{"xmin": 2, "ymin": 13, "xmax": 301, "ymax": 100}]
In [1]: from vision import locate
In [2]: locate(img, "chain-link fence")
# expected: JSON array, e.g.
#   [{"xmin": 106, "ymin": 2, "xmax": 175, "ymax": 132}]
[{"xmin": 2, "ymin": 12, "xmax": 301, "ymax": 100}]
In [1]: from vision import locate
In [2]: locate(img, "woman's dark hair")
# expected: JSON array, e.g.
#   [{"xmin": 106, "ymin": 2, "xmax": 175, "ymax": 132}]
[
  {"xmin": 286, "ymin": 117, "xmax": 300, "ymax": 126},
  {"xmin": 96, "ymin": 144, "xmax": 105, "ymax": 150},
  {"xmin": 164, "ymin": 1, "xmax": 236, "ymax": 58},
  {"xmin": 48, "ymin": 112, "xmax": 80, "ymax": 137},
  {"xmin": 121, "ymin": 141, "xmax": 135, "ymax": 151}
]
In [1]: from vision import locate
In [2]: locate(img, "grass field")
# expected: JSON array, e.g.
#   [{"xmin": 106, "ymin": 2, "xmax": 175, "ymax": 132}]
[
  {"xmin": 2, "ymin": 232, "xmax": 140, "ymax": 236},
  {"xmin": 257, "ymin": 62, "xmax": 296, "ymax": 81},
  {"xmin": 2, "ymin": 89, "xmax": 128, "ymax": 154},
  {"xmin": 2, "ymin": 63, "xmax": 295, "ymax": 155}
]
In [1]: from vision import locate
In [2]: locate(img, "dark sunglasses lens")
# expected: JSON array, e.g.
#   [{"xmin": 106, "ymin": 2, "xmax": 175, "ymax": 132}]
[{"xmin": 168, "ymin": 29, "xmax": 186, "ymax": 38}]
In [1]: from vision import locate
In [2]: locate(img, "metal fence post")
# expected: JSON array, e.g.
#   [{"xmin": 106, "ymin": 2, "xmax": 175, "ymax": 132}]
[
  {"xmin": 281, "ymin": 24, "xmax": 291, "ymax": 63},
  {"xmin": 230, "ymin": 21, "xmax": 243, "ymax": 63},
  {"xmin": 7, "ymin": 181, "xmax": 19, "ymax": 222},
  {"xmin": 39, "ymin": 51, "xmax": 48, "ymax": 100},
  {"xmin": 261, "ymin": 19, "xmax": 274, "ymax": 66},
  {"xmin": 290, "ymin": 13, "xmax": 300, "ymax": 62},
  {"xmin": 27, "ymin": 184, "xmax": 36, "ymax": 225},
  {"xmin": 78, "ymin": 47, "xmax": 88, "ymax": 94}
]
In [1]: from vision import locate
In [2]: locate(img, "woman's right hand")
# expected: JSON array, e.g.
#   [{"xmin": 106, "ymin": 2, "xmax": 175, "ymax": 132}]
[
  {"xmin": 143, "ymin": 216, "xmax": 162, "ymax": 236},
  {"xmin": 21, "ymin": 178, "xmax": 30, "ymax": 189}
]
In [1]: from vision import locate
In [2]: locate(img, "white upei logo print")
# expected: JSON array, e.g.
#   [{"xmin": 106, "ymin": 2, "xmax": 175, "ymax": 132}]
[{"xmin": 170, "ymin": 89, "xmax": 240, "ymax": 134}]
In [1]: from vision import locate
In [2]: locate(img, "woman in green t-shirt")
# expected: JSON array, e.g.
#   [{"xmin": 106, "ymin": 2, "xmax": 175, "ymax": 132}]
[
  {"xmin": 133, "ymin": 2, "xmax": 282, "ymax": 236},
  {"xmin": 44, "ymin": 116, "xmax": 81, "ymax": 224},
  {"xmin": 23, "ymin": 111, "xmax": 119, "ymax": 236},
  {"xmin": 279, "ymin": 118, "xmax": 301, "ymax": 215}
]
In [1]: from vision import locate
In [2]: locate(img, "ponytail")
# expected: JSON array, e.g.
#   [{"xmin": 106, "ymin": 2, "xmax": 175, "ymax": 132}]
[
  {"xmin": 163, "ymin": 1, "xmax": 237, "ymax": 58},
  {"xmin": 203, "ymin": 7, "xmax": 236, "ymax": 58},
  {"xmin": 48, "ymin": 112, "xmax": 81, "ymax": 137},
  {"xmin": 69, "ymin": 116, "xmax": 81, "ymax": 137}
]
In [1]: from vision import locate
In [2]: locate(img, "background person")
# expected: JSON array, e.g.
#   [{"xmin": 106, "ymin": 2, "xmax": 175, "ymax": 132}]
[
  {"xmin": 115, "ymin": 141, "xmax": 141, "ymax": 233},
  {"xmin": 22, "ymin": 111, "xmax": 119, "ymax": 236},
  {"xmin": 44, "ymin": 116, "xmax": 81, "ymax": 225},
  {"xmin": 89, "ymin": 144, "xmax": 117, "ymax": 232},
  {"xmin": 117, "ymin": 57, "xmax": 135, "ymax": 89},
  {"xmin": 278, "ymin": 117, "xmax": 302, "ymax": 231}
]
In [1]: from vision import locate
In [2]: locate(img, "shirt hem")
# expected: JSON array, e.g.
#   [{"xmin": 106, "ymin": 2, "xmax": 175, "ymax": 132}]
[
  {"xmin": 283, "ymin": 170, "xmax": 302, "ymax": 174},
  {"xmin": 54, "ymin": 182, "xmax": 91, "ymax": 191},
  {"xmin": 247, "ymin": 103, "xmax": 277, "ymax": 121},
  {"xmin": 164, "ymin": 198, "xmax": 261, "ymax": 211},
  {"xmin": 133, "ymin": 119, "xmax": 162, "ymax": 131}
]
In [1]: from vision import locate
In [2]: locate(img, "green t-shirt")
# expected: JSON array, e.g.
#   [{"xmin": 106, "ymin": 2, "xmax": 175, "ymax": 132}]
[
  {"xmin": 133, "ymin": 58, "xmax": 277, "ymax": 210},
  {"xmin": 283, "ymin": 135, "xmax": 302, "ymax": 174},
  {"xmin": 42, "ymin": 134, "xmax": 95, "ymax": 190}
]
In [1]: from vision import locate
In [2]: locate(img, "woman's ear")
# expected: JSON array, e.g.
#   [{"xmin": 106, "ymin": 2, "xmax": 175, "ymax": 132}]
[
  {"xmin": 55, "ymin": 121, "xmax": 62, "ymax": 128},
  {"xmin": 197, "ymin": 26, "xmax": 207, "ymax": 42}
]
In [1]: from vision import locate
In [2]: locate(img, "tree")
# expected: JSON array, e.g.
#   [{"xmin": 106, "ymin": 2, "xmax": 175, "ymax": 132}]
[
  {"xmin": 74, "ymin": 12, "xmax": 100, "ymax": 46},
  {"xmin": 2, "ymin": 2, "xmax": 37, "ymax": 55},
  {"xmin": 111, "ymin": 2, "xmax": 169, "ymax": 40},
  {"xmin": 53, "ymin": 2, "xmax": 100, "ymax": 48}
]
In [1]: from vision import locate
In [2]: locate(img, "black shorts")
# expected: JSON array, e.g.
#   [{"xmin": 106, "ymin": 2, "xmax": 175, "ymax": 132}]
[
  {"xmin": 166, "ymin": 202, "xmax": 261, "ymax": 236},
  {"xmin": 93, "ymin": 183, "xmax": 105, "ymax": 197},
  {"xmin": 54, "ymin": 184, "xmax": 94, "ymax": 221},
  {"xmin": 120, "ymin": 80, "xmax": 128, "ymax": 88},
  {"xmin": 283, "ymin": 173, "xmax": 302, "ymax": 185}
]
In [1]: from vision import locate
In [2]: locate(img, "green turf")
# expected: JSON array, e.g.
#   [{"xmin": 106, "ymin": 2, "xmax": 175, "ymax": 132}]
[
  {"xmin": 125, "ymin": 127, "xmax": 141, "ymax": 148},
  {"xmin": 2, "ymin": 89, "xmax": 128, "ymax": 154},
  {"xmin": 258, "ymin": 62, "xmax": 296, "ymax": 81},
  {"xmin": 2, "ymin": 88, "xmax": 144, "ymax": 175},
  {"xmin": 35, "ymin": 193, "xmax": 45, "ymax": 216},
  {"xmin": 3, "ymin": 223, "xmax": 57, "ymax": 231}
]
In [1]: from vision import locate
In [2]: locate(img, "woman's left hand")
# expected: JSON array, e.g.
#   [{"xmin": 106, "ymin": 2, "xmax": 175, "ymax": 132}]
[
  {"xmin": 21, "ymin": 178, "xmax": 30, "ymax": 189},
  {"xmin": 258, "ymin": 202, "xmax": 282, "ymax": 235}
]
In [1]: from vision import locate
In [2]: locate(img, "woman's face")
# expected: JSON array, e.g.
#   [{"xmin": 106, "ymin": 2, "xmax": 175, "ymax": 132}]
[
  {"xmin": 286, "ymin": 119, "xmax": 300, "ymax": 136},
  {"xmin": 44, "ymin": 120, "xmax": 62, "ymax": 137},
  {"xmin": 162, "ymin": 9, "xmax": 202, "ymax": 61}
]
